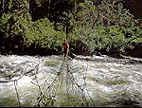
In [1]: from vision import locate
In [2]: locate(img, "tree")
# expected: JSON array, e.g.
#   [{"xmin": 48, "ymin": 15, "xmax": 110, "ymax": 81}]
[{"xmin": 0, "ymin": 0, "xmax": 31, "ymax": 54}]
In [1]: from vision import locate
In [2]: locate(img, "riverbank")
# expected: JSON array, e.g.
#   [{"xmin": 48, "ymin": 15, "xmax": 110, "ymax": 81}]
[{"xmin": 0, "ymin": 43, "xmax": 142, "ymax": 59}]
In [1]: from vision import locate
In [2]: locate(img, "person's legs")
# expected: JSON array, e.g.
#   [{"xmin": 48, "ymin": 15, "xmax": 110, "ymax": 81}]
[{"xmin": 64, "ymin": 48, "xmax": 67, "ymax": 59}]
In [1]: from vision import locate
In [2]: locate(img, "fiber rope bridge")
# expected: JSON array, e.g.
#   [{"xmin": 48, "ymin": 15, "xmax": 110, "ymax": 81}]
[
  {"xmin": 34, "ymin": 57, "xmax": 95, "ymax": 107},
  {"xmin": 0, "ymin": 56, "xmax": 95, "ymax": 107}
]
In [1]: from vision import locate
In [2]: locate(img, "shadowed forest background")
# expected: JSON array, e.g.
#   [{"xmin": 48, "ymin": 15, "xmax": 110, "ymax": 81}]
[{"xmin": 0, "ymin": 0, "xmax": 142, "ymax": 57}]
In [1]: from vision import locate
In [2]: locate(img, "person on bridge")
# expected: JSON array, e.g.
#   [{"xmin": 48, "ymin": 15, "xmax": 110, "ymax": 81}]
[{"xmin": 63, "ymin": 40, "xmax": 69, "ymax": 60}]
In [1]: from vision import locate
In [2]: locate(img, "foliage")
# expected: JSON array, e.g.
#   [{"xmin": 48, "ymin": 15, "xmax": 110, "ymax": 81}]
[
  {"xmin": 0, "ymin": 0, "xmax": 30, "ymax": 37},
  {"xmin": 25, "ymin": 18, "xmax": 66, "ymax": 49},
  {"xmin": 73, "ymin": 23, "xmax": 125, "ymax": 55},
  {"xmin": 0, "ymin": 0, "xmax": 31, "ymax": 54},
  {"xmin": 69, "ymin": 0, "xmax": 142, "ymax": 56}
]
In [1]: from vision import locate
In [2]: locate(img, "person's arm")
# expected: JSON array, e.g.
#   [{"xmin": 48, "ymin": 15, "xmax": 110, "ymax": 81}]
[{"xmin": 66, "ymin": 41, "xmax": 69, "ymax": 57}]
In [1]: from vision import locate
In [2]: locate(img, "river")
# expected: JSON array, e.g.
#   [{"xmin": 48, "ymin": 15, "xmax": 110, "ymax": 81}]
[{"xmin": 0, "ymin": 54, "xmax": 142, "ymax": 107}]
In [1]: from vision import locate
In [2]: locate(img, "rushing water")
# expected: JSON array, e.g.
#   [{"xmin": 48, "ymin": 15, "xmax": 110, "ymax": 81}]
[{"xmin": 0, "ymin": 54, "xmax": 142, "ymax": 107}]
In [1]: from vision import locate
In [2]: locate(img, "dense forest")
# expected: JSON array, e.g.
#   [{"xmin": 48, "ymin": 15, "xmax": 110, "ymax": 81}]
[{"xmin": 0, "ymin": 0, "xmax": 142, "ymax": 57}]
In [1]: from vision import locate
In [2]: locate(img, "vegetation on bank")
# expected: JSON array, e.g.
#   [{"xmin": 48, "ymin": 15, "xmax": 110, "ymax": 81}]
[{"xmin": 0, "ymin": 0, "xmax": 142, "ymax": 57}]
